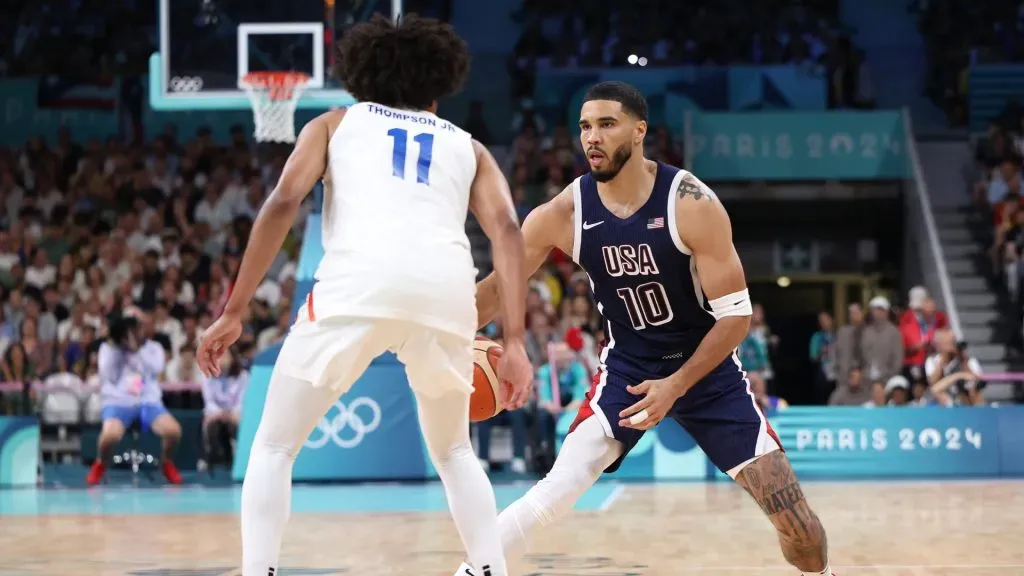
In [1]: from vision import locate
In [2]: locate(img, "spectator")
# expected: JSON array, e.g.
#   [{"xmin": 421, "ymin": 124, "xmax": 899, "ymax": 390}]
[
  {"xmin": 898, "ymin": 288, "xmax": 948, "ymax": 384},
  {"xmin": 885, "ymin": 375, "xmax": 911, "ymax": 406},
  {"xmin": 534, "ymin": 342, "xmax": 589, "ymax": 458},
  {"xmin": 863, "ymin": 378, "xmax": 888, "ymax": 408},
  {"xmin": 749, "ymin": 371, "xmax": 788, "ymax": 411},
  {"xmin": 861, "ymin": 296, "xmax": 904, "ymax": 388},
  {"xmin": 926, "ymin": 328, "xmax": 985, "ymax": 406},
  {"xmin": 475, "ymin": 408, "xmax": 529, "ymax": 474},
  {"xmin": 737, "ymin": 303, "xmax": 776, "ymax": 391},
  {"xmin": 830, "ymin": 364, "xmax": 871, "ymax": 406},
  {"xmin": 87, "ymin": 315, "xmax": 183, "ymax": 486},
  {"xmin": 201, "ymin": 348, "xmax": 247, "ymax": 469},
  {"xmin": 808, "ymin": 310, "xmax": 836, "ymax": 404}
]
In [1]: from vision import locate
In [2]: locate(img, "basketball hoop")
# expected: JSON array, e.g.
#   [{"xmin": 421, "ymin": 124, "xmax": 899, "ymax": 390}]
[{"xmin": 240, "ymin": 71, "xmax": 311, "ymax": 143}]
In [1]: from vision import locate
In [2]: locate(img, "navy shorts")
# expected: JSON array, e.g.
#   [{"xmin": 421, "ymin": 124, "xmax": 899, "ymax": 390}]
[{"xmin": 569, "ymin": 355, "xmax": 782, "ymax": 475}]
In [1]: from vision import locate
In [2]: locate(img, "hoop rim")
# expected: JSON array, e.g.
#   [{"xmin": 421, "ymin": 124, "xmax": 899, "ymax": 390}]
[{"xmin": 240, "ymin": 71, "xmax": 311, "ymax": 100}]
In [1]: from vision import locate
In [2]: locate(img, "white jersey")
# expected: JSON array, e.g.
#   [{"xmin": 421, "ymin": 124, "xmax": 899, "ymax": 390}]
[{"xmin": 310, "ymin": 102, "xmax": 479, "ymax": 339}]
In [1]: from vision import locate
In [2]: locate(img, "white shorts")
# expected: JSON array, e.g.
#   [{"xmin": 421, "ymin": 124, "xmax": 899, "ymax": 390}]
[{"xmin": 276, "ymin": 314, "xmax": 475, "ymax": 399}]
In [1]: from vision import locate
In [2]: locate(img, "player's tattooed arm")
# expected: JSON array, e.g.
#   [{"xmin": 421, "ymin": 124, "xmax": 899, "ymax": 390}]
[
  {"xmin": 676, "ymin": 171, "xmax": 717, "ymax": 202},
  {"xmin": 736, "ymin": 451, "xmax": 829, "ymax": 571}
]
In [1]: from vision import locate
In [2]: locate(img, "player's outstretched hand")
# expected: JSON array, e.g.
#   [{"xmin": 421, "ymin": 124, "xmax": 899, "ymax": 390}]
[
  {"xmin": 497, "ymin": 339, "xmax": 533, "ymax": 410},
  {"xmin": 197, "ymin": 313, "xmax": 243, "ymax": 377},
  {"xmin": 618, "ymin": 377, "xmax": 685, "ymax": 430}
]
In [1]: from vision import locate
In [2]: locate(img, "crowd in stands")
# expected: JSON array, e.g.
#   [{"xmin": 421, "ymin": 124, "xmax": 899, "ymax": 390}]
[
  {"xmin": 779, "ymin": 286, "xmax": 981, "ymax": 409},
  {"xmin": 508, "ymin": 0, "xmax": 872, "ymax": 109},
  {"xmin": 0, "ymin": 126, "xmax": 312, "ymax": 469},
  {"xmin": 0, "ymin": 0, "xmax": 155, "ymax": 79},
  {"xmin": 914, "ymin": 0, "xmax": 1024, "ymax": 125}
]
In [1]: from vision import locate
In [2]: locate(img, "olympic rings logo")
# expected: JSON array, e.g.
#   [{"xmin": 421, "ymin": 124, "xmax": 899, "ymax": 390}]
[
  {"xmin": 168, "ymin": 76, "xmax": 204, "ymax": 92},
  {"xmin": 305, "ymin": 397, "xmax": 382, "ymax": 449}
]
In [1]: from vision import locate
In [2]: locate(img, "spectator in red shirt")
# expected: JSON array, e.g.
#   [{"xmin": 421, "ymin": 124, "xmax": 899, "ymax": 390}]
[{"xmin": 899, "ymin": 286, "xmax": 948, "ymax": 384}]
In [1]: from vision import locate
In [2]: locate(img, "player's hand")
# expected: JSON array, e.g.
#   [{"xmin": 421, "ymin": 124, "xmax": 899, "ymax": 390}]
[
  {"xmin": 197, "ymin": 313, "xmax": 243, "ymax": 377},
  {"xmin": 618, "ymin": 376, "xmax": 686, "ymax": 431},
  {"xmin": 497, "ymin": 339, "xmax": 532, "ymax": 410}
]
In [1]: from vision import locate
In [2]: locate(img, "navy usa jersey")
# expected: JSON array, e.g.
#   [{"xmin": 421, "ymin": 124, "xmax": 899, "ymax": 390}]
[{"xmin": 572, "ymin": 162, "xmax": 715, "ymax": 369}]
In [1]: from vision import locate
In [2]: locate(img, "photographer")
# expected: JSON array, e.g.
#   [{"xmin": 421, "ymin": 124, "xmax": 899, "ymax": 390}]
[
  {"xmin": 925, "ymin": 328, "xmax": 986, "ymax": 406},
  {"xmin": 86, "ymin": 314, "xmax": 183, "ymax": 485}
]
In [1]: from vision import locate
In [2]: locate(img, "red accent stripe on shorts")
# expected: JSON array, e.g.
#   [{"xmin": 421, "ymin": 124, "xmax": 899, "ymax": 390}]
[
  {"xmin": 568, "ymin": 368, "xmax": 603, "ymax": 433},
  {"xmin": 307, "ymin": 290, "xmax": 316, "ymax": 322},
  {"xmin": 754, "ymin": 402, "xmax": 785, "ymax": 452}
]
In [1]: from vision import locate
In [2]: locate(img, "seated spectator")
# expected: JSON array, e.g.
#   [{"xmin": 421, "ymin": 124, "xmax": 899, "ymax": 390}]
[
  {"xmin": 0, "ymin": 343, "xmax": 34, "ymax": 414},
  {"xmin": 475, "ymin": 409, "xmax": 529, "ymax": 474},
  {"xmin": 808, "ymin": 310, "xmax": 836, "ymax": 405},
  {"xmin": 534, "ymin": 342, "xmax": 589, "ymax": 458},
  {"xmin": 863, "ymin": 380, "xmax": 887, "ymax": 408},
  {"xmin": 898, "ymin": 288, "xmax": 947, "ymax": 383},
  {"xmin": 749, "ymin": 371, "xmax": 788, "ymax": 411},
  {"xmin": 201, "ymin": 348, "xmax": 248, "ymax": 469},
  {"xmin": 926, "ymin": 328, "xmax": 985, "ymax": 406},
  {"xmin": 885, "ymin": 375, "xmax": 911, "ymax": 407},
  {"xmin": 87, "ymin": 315, "xmax": 183, "ymax": 486},
  {"xmin": 830, "ymin": 364, "xmax": 870, "ymax": 406}
]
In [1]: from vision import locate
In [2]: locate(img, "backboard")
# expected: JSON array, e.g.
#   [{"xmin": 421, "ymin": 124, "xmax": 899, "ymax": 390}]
[{"xmin": 151, "ymin": 0, "xmax": 399, "ymax": 110}]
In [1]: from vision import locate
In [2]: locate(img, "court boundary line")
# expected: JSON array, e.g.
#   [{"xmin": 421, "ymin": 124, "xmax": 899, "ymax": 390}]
[{"xmin": 598, "ymin": 485, "xmax": 625, "ymax": 511}]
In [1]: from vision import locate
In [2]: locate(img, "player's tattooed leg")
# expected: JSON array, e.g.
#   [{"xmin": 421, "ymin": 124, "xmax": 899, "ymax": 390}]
[{"xmin": 735, "ymin": 451, "xmax": 829, "ymax": 573}]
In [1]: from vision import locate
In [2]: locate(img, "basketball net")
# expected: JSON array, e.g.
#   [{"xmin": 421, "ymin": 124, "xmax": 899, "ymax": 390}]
[{"xmin": 240, "ymin": 72, "xmax": 311, "ymax": 143}]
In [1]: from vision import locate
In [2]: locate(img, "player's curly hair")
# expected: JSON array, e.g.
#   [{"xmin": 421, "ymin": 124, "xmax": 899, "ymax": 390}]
[{"xmin": 335, "ymin": 13, "xmax": 470, "ymax": 110}]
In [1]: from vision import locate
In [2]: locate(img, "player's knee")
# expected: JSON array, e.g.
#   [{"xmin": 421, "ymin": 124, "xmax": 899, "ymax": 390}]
[{"xmin": 428, "ymin": 438, "xmax": 475, "ymax": 468}]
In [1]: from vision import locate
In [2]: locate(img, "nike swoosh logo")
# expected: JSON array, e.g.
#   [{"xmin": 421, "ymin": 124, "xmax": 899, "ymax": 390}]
[{"xmin": 582, "ymin": 220, "xmax": 604, "ymax": 230}]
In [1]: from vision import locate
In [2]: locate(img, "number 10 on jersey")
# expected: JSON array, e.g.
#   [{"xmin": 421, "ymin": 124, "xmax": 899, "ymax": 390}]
[
  {"xmin": 388, "ymin": 128, "xmax": 434, "ymax": 185},
  {"xmin": 616, "ymin": 282, "xmax": 674, "ymax": 330}
]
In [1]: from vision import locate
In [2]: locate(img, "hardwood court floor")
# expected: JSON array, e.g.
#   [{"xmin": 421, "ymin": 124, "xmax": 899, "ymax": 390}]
[{"xmin": 0, "ymin": 480, "xmax": 1021, "ymax": 575}]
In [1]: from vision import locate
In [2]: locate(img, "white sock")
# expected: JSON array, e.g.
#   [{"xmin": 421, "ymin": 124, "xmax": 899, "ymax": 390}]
[
  {"xmin": 417, "ymin": 391, "xmax": 507, "ymax": 576},
  {"xmin": 802, "ymin": 564, "xmax": 832, "ymax": 575}
]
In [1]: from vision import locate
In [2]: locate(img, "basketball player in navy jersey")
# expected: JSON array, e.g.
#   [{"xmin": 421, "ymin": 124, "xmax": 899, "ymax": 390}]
[{"xmin": 458, "ymin": 81, "xmax": 835, "ymax": 576}]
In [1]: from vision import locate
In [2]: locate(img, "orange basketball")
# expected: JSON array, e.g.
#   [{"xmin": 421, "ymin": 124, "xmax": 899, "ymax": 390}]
[{"xmin": 470, "ymin": 336, "xmax": 505, "ymax": 422}]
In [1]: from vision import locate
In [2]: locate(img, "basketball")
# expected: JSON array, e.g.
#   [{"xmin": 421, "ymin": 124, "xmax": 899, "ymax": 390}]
[{"xmin": 470, "ymin": 336, "xmax": 505, "ymax": 422}]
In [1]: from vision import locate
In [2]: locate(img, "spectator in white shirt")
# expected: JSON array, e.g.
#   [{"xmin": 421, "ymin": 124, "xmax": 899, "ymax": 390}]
[
  {"xmin": 0, "ymin": 230, "xmax": 21, "ymax": 273},
  {"xmin": 24, "ymin": 248, "xmax": 56, "ymax": 290},
  {"xmin": 165, "ymin": 344, "xmax": 202, "ymax": 384}
]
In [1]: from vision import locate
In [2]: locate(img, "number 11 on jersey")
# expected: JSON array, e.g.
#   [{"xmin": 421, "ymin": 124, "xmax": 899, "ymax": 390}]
[{"xmin": 388, "ymin": 128, "xmax": 434, "ymax": 185}]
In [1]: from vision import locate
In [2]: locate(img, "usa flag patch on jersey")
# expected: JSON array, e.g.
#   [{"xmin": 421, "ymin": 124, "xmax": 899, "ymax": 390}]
[{"xmin": 647, "ymin": 217, "xmax": 665, "ymax": 229}]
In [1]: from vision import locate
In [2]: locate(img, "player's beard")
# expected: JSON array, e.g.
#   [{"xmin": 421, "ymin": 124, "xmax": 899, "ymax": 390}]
[{"xmin": 590, "ymin": 143, "xmax": 633, "ymax": 183}]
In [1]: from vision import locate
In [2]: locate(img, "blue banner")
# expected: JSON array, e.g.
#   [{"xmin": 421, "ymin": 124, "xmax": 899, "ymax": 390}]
[
  {"xmin": 968, "ymin": 64, "xmax": 1024, "ymax": 132},
  {"xmin": 535, "ymin": 66, "xmax": 826, "ymax": 136},
  {"xmin": 0, "ymin": 417, "xmax": 39, "ymax": 487},
  {"xmin": 687, "ymin": 111, "xmax": 910, "ymax": 180},
  {"xmin": 558, "ymin": 406, "xmax": 1024, "ymax": 480}
]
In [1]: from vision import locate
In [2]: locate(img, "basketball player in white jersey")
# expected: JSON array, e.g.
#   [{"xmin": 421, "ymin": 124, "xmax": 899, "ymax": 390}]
[{"xmin": 197, "ymin": 15, "xmax": 532, "ymax": 576}]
